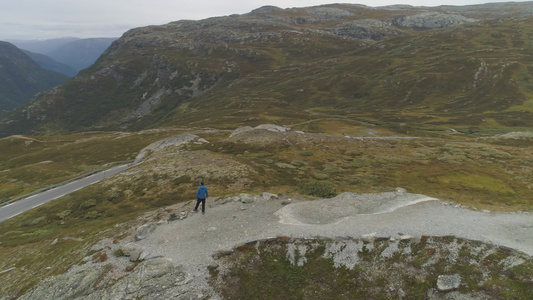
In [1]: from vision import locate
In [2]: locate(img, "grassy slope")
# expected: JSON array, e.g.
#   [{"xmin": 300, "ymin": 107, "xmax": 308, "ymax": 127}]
[
  {"xmin": 0, "ymin": 130, "xmax": 181, "ymax": 202},
  {"xmin": 1, "ymin": 15, "xmax": 533, "ymax": 136},
  {"xmin": 170, "ymin": 17, "xmax": 533, "ymax": 135},
  {"xmin": 0, "ymin": 127, "xmax": 531, "ymax": 297}
]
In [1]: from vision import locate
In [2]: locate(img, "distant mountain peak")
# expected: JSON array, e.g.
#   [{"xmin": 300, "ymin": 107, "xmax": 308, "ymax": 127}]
[{"xmin": 8, "ymin": 37, "xmax": 117, "ymax": 71}]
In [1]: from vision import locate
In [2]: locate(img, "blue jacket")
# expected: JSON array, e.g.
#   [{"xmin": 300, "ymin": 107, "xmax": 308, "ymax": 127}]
[{"xmin": 196, "ymin": 185, "xmax": 208, "ymax": 199}]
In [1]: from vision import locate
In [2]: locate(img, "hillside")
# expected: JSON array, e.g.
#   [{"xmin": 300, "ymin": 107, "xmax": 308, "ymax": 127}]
[
  {"xmin": 0, "ymin": 42, "xmax": 68, "ymax": 111},
  {"xmin": 0, "ymin": 127, "xmax": 532, "ymax": 298},
  {"xmin": 9, "ymin": 37, "xmax": 117, "ymax": 72},
  {"xmin": 1, "ymin": 2, "xmax": 533, "ymax": 137}
]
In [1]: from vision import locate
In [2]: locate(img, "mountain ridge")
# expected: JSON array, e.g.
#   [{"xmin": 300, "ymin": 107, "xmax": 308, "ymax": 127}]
[
  {"xmin": 9, "ymin": 37, "xmax": 117, "ymax": 72},
  {"xmin": 1, "ymin": 2, "xmax": 532, "ymax": 137}
]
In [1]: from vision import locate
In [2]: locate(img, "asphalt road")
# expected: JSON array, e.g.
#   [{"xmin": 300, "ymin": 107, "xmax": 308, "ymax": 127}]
[{"xmin": 0, "ymin": 164, "xmax": 130, "ymax": 223}]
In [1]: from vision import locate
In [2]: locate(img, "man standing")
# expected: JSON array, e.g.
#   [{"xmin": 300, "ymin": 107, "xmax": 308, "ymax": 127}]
[{"xmin": 194, "ymin": 181, "xmax": 208, "ymax": 214}]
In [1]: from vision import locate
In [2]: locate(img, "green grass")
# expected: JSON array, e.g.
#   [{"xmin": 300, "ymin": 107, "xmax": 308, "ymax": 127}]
[{"xmin": 436, "ymin": 171, "xmax": 516, "ymax": 196}]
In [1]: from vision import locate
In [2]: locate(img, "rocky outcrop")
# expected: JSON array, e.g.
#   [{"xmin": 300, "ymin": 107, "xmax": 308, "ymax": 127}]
[
  {"xmin": 436, "ymin": 274, "xmax": 461, "ymax": 292},
  {"xmin": 120, "ymin": 243, "xmax": 145, "ymax": 261},
  {"xmin": 331, "ymin": 19, "xmax": 396, "ymax": 39},
  {"xmin": 294, "ymin": 7, "xmax": 355, "ymax": 23},
  {"xmin": 392, "ymin": 12, "xmax": 476, "ymax": 28},
  {"xmin": 134, "ymin": 134, "xmax": 208, "ymax": 163},
  {"xmin": 134, "ymin": 222, "xmax": 158, "ymax": 241},
  {"xmin": 18, "ymin": 267, "xmax": 101, "ymax": 300},
  {"xmin": 228, "ymin": 126, "xmax": 254, "ymax": 138},
  {"xmin": 255, "ymin": 124, "xmax": 291, "ymax": 132},
  {"xmin": 18, "ymin": 258, "xmax": 190, "ymax": 300},
  {"xmin": 262, "ymin": 192, "xmax": 279, "ymax": 200},
  {"xmin": 239, "ymin": 193, "xmax": 256, "ymax": 204},
  {"xmin": 229, "ymin": 124, "xmax": 291, "ymax": 138}
]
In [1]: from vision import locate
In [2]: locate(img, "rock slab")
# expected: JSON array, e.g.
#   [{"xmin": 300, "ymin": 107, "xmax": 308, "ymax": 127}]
[
  {"xmin": 134, "ymin": 223, "xmax": 157, "ymax": 241},
  {"xmin": 436, "ymin": 274, "xmax": 461, "ymax": 292}
]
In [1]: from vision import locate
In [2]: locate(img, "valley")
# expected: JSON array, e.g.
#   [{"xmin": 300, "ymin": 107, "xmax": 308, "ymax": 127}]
[{"xmin": 0, "ymin": 2, "xmax": 532, "ymax": 299}]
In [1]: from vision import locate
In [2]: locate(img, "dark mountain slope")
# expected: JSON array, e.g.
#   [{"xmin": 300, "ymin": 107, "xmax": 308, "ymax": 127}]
[
  {"xmin": 0, "ymin": 42, "xmax": 68, "ymax": 111},
  {"xmin": 1, "ymin": 3, "xmax": 532, "ymax": 136},
  {"xmin": 22, "ymin": 50, "xmax": 78, "ymax": 77},
  {"xmin": 10, "ymin": 37, "xmax": 117, "ymax": 72}
]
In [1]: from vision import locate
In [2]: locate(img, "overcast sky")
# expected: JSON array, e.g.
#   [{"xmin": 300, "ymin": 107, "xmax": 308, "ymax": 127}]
[{"xmin": 0, "ymin": 0, "xmax": 527, "ymax": 40}]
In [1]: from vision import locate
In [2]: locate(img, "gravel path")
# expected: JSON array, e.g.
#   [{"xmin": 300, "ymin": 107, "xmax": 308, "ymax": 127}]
[{"xmin": 134, "ymin": 191, "xmax": 533, "ymax": 296}]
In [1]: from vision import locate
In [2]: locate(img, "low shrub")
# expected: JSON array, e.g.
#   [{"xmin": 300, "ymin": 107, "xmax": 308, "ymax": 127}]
[
  {"xmin": 312, "ymin": 173, "xmax": 330, "ymax": 180},
  {"xmin": 56, "ymin": 210, "xmax": 72, "ymax": 220},
  {"xmin": 84, "ymin": 211, "xmax": 101, "ymax": 219},
  {"xmin": 300, "ymin": 151, "xmax": 314, "ymax": 156},
  {"xmin": 290, "ymin": 161, "xmax": 306, "ymax": 167},
  {"xmin": 298, "ymin": 181, "xmax": 336, "ymax": 198},
  {"xmin": 79, "ymin": 199, "xmax": 97, "ymax": 210},
  {"xmin": 113, "ymin": 249, "xmax": 125, "ymax": 257}
]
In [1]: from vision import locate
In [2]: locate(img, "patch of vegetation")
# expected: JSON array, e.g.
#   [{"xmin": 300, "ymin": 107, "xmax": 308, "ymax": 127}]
[
  {"xmin": 55, "ymin": 210, "xmax": 72, "ymax": 220},
  {"xmin": 299, "ymin": 151, "xmax": 314, "ymax": 157},
  {"xmin": 210, "ymin": 237, "xmax": 533, "ymax": 299},
  {"xmin": 79, "ymin": 199, "xmax": 97, "ymax": 210},
  {"xmin": 113, "ymin": 249, "xmax": 125, "ymax": 257},
  {"xmin": 298, "ymin": 181, "xmax": 336, "ymax": 198}
]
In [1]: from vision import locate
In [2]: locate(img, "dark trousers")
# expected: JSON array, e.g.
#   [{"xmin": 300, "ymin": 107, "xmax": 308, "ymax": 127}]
[{"xmin": 195, "ymin": 198, "xmax": 206, "ymax": 212}]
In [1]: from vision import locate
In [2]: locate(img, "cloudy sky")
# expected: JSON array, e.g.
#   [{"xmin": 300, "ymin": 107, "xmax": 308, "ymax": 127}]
[{"xmin": 0, "ymin": 0, "xmax": 526, "ymax": 40}]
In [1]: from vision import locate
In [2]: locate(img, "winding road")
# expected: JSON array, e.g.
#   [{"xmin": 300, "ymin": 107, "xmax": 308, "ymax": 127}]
[{"xmin": 0, "ymin": 164, "xmax": 130, "ymax": 222}]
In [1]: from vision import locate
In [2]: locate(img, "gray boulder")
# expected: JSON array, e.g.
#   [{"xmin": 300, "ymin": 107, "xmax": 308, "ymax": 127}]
[
  {"xmin": 221, "ymin": 197, "xmax": 237, "ymax": 204},
  {"xmin": 239, "ymin": 193, "xmax": 255, "ymax": 204},
  {"xmin": 134, "ymin": 223, "xmax": 158, "ymax": 241},
  {"xmin": 120, "ymin": 243, "xmax": 144, "ymax": 262},
  {"xmin": 436, "ymin": 274, "xmax": 461, "ymax": 292},
  {"xmin": 262, "ymin": 192, "xmax": 279, "ymax": 200}
]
